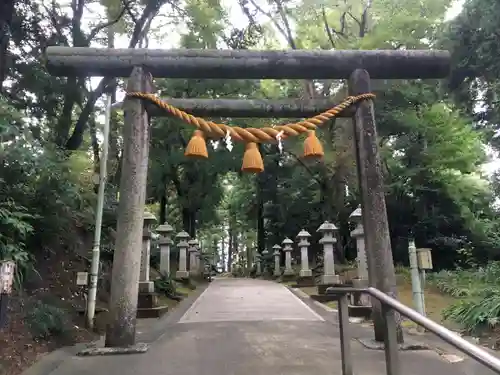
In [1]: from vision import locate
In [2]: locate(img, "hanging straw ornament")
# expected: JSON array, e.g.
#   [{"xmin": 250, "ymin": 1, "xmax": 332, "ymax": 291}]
[
  {"xmin": 302, "ymin": 130, "xmax": 324, "ymax": 159},
  {"xmin": 276, "ymin": 130, "xmax": 284, "ymax": 154},
  {"xmin": 224, "ymin": 129, "xmax": 234, "ymax": 152},
  {"xmin": 241, "ymin": 142, "xmax": 264, "ymax": 173},
  {"xmin": 184, "ymin": 130, "xmax": 208, "ymax": 158}
]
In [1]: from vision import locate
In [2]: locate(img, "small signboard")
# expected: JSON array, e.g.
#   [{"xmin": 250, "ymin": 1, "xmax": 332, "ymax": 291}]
[
  {"xmin": 0, "ymin": 261, "xmax": 16, "ymax": 294},
  {"xmin": 76, "ymin": 272, "xmax": 89, "ymax": 286}
]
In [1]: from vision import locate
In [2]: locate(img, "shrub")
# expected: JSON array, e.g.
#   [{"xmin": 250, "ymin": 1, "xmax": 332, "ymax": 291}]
[
  {"xmin": 0, "ymin": 199, "xmax": 36, "ymax": 286},
  {"xmin": 25, "ymin": 300, "xmax": 71, "ymax": 339},
  {"xmin": 442, "ymin": 290, "xmax": 500, "ymax": 333},
  {"xmin": 429, "ymin": 262, "xmax": 500, "ymax": 332},
  {"xmin": 154, "ymin": 273, "xmax": 182, "ymax": 300}
]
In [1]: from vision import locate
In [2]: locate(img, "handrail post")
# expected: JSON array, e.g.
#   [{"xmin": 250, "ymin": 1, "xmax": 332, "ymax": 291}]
[
  {"xmin": 382, "ymin": 304, "xmax": 400, "ymax": 375},
  {"xmin": 328, "ymin": 286, "xmax": 500, "ymax": 375},
  {"xmin": 338, "ymin": 293, "xmax": 353, "ymax": 375}
]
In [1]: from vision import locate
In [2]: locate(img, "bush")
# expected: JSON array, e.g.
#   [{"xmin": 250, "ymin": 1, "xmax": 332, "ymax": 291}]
[
  {"xmin": 0, "ymin": 199, "xmax": 35, "ymax": 286},
  {"xmin": 25, "ymin": 300, "xmax": 71, "ymax": 339},
  {"xmin": 429, "ymin": 262, "xmax": 500, "ymax": 332},
  {"xmin": 442, "ymin": 291, "xmax": 500, "ymax": 333},
  {"xmin": 154, "ymin": 273, "xmax": 182, "ymax": 300}
]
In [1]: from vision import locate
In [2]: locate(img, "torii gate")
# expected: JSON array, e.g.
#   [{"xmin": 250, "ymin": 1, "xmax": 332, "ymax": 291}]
[{"xmin": 45, "ymin": 47, "xmax": 450, "ymax": 349}]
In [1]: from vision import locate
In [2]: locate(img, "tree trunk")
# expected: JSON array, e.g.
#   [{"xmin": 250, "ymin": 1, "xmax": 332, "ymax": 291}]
[
  {"xmin": 0, "ymin": 0, "xmax": 15, "ymax": 92},
  {"xmin": 246, "ymin": 239, "xmax": 252, "ymax": 271},
  {"xmin": 220, "ymin": 237, "xmax": 226, "ymax": 272},
  {"xmin": 256, "ymin": 174, "xmax": 265, "ymax": 253},
  {"xmin": 182, "ymin": 209, "xmax": 190, "ymax": 234},
  {"xmin": 105, "ymin": 18, "xmax": 121, "ymax": 203},
  {"xmin": 227, "ymin": 223, "xmax": 234, "ymax": 272},
  {"xmin": 189, "ymin": 212, "xmax": 196, "ymax": 238},
  {"xmin": 159, "ymin": 188, "xmax": 167, "ymax": 224}
]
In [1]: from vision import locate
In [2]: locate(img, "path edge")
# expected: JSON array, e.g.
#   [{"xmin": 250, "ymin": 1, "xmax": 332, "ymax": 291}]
[{"xmin": 19, "ymin": 283, "xmax": 210, "ymax": 375}]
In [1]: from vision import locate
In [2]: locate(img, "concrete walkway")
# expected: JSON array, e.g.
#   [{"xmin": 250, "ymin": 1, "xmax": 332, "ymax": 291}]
[{"xmin": 29, "ymin": 278, "xmax": 497, "ymax": 375}]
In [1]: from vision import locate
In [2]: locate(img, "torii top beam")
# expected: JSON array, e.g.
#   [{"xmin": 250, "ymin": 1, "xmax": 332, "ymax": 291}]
[{"xmin": 45, "ymin": 47, "xmax": 450, "ymax": 79}]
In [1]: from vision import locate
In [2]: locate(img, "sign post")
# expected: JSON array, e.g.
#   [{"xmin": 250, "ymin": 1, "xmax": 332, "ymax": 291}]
[{"xmin": 0, "ymin": 260, "xmax": 16, "ymax": 328}]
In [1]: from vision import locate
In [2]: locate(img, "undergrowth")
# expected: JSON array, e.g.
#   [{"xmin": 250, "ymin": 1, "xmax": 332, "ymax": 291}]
[
  {"xmin": 154, "ymin": 272, "xmax": 183, "ymax": 301},
  {"xmin": 428, "ymin": 262, "xmax": 500, "ymax": 333},
  {"xmin": 25, "ymin": 300, "xmax": 71, "ymax": 339}
]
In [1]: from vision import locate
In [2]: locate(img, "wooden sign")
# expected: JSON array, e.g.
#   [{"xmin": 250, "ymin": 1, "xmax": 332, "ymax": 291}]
[{"xmin": 76, "ymin": 272, "xmax": 89, "ymax": 286}]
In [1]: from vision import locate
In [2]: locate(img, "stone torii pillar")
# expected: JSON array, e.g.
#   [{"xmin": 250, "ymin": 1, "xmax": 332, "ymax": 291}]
[
  {"xmin": 139, "ymin": 211, "xmax": 156, "ymax": 293},
  {"xmin": 282, "ymin": 238, "xmax": 295, "ymax": 276},
  {"xmin": 297, "ymin": 229, "xmax": 314, "ymax": 286},
  {"xmin": 175, "ymin": 231, "xmax": 190, "ymax": 279},
  {"xmin": 272, "ymin": 244, "xmax": 281, "ymax": 277},
  {"xmin": 157, "ymin": 222, "xmax": 174, "ymax": 276},
  {"xmin": 317, "ymin": 221, "xmax": 340, "ymax": 294}
]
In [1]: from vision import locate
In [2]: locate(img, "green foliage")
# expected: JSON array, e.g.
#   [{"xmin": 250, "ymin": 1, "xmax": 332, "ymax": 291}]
[
  {"xmin": 429, "ymin": 262, "xmax": 500, "ymax": 332},
  {"xmin": 154, "ymin": 273, "xmax": 182, "ymax": 300},
  {"xmin": 25, "ymin": 300, "xmax": 71, "ymax": 339},
  {"xmin": 0, "ymin": 199, "xmax": 35, "ymax": 286},
  {"xmin": 442, "ymin": 292, "xmax": 500, "ymax": 332},
  {"xmin": 446, "ymin": 0, "xmax": 500, "ymax": 146}
]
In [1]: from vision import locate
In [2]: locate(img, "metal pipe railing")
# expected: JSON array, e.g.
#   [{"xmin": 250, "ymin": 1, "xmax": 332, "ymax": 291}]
[{"xmin": 326, "ymin": 286, "xmax": 500, "ymax": 375}]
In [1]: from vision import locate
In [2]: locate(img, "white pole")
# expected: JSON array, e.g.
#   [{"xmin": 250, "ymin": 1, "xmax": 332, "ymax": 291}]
[
  {"xmin": 408, "ymin": 239, "xmax": 424, "ymax": 316},
  {"xmin": 420, "ymin": 269, "xmax": 427, "ymax": 316},
  {"xmin": 86, "ymin": 96, "xmax": 112, "ymax": 329}
]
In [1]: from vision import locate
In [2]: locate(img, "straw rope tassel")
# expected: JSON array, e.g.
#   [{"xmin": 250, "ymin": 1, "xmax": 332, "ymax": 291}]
[
  {"xmin": 185, "ymin": 129, "xmax": 208, "ymax": 158},
  {"xmin": 303, "ymin": 130, "xmax": 324, "ymax": 159},
  {"xmin": 241, "ymin": 142, "xmax": 264, "ymax": 173}
]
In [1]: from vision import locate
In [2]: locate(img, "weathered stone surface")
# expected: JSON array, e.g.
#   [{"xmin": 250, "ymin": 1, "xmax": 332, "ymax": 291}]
[{"xmin": 77, "ymin": 343, "xmax": 149, "ymax": 356}]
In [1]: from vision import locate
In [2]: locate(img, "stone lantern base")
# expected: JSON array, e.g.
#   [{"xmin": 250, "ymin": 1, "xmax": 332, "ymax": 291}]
[
  {"xmin": 137, "ymin": 283, "xmax": 169, "ymax": 318},
  {"xmin": 317, "ymin": 274, "xmax": 341, "ymax": 295}
]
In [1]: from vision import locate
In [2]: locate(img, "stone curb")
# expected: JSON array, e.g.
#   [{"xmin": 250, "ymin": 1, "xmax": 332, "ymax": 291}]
[{"xmin": 77, "ymin": 343, "xmax": 149, "ymax": 356}]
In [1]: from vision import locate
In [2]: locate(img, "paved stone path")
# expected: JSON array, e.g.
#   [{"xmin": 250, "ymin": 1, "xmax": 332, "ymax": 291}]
[
  {"xmin": 179, "ymin": 278, "xmax": 323, "ymax": 323},
  {"xmin": 28, "ymin": 278, "xmax": 497, "ymax": 375}
]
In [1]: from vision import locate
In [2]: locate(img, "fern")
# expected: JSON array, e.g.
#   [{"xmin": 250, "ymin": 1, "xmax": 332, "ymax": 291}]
[
  {"xmin": 429, "ymin": 262, "xmax": 500, "ymax": 332},
  {"xmin": 0, "ymin": 200, "xmax": 36, "ymax": 287}
]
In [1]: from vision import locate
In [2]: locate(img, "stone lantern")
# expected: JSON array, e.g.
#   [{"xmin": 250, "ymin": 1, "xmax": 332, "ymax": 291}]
[
  {"xmin": 296, "ymin": 229, "xmax": 314, "ymax": 286},
  {"xmin": 317, "ymin": 221, "xmax": 340, "ymax": 289},
  {"xmin": 282, "ymin": 238, "xmax": 295, "ymax": 276},
  {"xmin": 350, "ymin": 206, "xmax": 368, "ymax": 281},
  {"xmin": 175, "ymin": 231, "xmax": 190, "ymax": 279},
  {"xmin": 156, "ymin": 222, "xmax": 174, "ymax": 276},
  {"xmin": 139, "ymin": 210, "xmax": 157, "ymax": 293},
  {"xmin": 188, "ymin": 239, "xmax": 198, "ymax": 276},
  {"xmin": 272, "ymin": 244, "xmax": 281, "ymax": 277}
]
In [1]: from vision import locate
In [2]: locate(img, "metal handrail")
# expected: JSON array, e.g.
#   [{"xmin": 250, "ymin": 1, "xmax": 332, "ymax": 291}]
[{"xmin": 327, "ymin": 286, "xmax": 500, "ymax": 375}]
